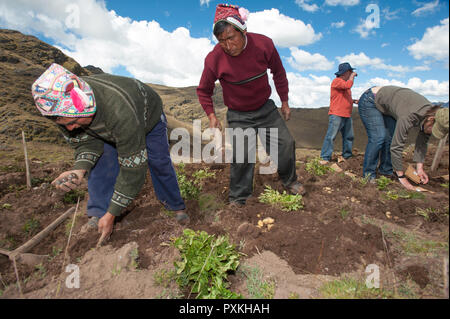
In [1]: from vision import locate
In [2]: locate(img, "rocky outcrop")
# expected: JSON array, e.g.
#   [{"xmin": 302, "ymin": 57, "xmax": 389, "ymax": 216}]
[{"xmin": 0, "ymin": 29, "xmax": 92, "ymax": 144}]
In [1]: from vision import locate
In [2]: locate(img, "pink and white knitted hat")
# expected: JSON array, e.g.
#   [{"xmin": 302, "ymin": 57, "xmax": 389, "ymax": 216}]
[{"xmin": 31, "ymin": 63, "xmax": 96, "ymax": 117}]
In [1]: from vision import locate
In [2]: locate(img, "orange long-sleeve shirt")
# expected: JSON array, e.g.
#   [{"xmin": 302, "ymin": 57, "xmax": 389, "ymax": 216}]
[{"xmin": 328, "ymin": 77, "xmax": 354, "ymax": 118}]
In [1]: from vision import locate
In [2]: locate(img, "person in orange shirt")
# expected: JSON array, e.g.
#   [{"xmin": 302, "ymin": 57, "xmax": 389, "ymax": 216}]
[{"xmin": 320, "ymin": 62, "xmax": 358, "ymax": 162}]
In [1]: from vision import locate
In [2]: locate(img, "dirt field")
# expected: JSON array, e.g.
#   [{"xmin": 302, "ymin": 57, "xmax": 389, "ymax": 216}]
[{"xmin": 0, "ymin": 139, "xmax": 448, "ymax": 299}]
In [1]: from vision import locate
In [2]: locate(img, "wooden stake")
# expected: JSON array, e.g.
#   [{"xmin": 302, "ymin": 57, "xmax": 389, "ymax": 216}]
[
  {"xmin": 12, "ymin": 256, "xmax": 23, "ymax": 298},
  {"xmin": 56, "ymin": 198, "xmax": 80, "ymax": 298},
  {"xmin": 21, "ymin": 130, "xmax": 31, "ymax": 189},
  {"xmin": 431, "ymin": 134, "xmax": 448, "ymax": 172}
]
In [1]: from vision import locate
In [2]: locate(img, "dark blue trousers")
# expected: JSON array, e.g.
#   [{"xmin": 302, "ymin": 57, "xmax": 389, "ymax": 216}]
[{"xmin": 87, "ymin": 114, "xmax": 185, "ymax": 218}]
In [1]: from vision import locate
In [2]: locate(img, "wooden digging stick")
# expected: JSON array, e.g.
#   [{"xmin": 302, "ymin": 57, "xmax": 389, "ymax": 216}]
[
  {"xmin": 0, "ymin": 207, "xmax": 75, "ymax": 261},
  {"xmin": 431, "ymin": 134, "xmax": 448, "ymax": 172},
  {"xmin": 21, "ymin": 130, "xmax": 31, "ymax": 189}
]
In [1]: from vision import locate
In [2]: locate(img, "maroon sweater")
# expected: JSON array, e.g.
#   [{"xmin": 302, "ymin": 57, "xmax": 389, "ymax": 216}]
[{"xmin": 197, "ymin": 32, "xmax": 289, "ymax": 115}]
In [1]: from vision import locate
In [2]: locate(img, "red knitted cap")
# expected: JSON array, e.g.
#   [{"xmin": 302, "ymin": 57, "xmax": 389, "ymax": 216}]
[{"xmin": 213, "ymin": 3, "xmax": 247, "ymax": 32}]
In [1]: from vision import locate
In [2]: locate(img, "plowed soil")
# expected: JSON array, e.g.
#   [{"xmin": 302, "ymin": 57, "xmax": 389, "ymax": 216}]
[{"xmin": 0, "ymin": 141, "xmax": 448, "ymax": 299}]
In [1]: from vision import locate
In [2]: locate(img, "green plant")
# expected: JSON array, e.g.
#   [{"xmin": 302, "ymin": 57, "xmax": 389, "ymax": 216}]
[
  {"xmin": 171, "ymin": 229, "xmax": 243, "ymax": 299},
  {"xmin": 49, "ymin": 246, "xmax": 62, "ymax": 261},
  {"xmin": 1, "ymin": 203, "xmax": 12, "ymax": 210},
  {"xmin": 340, "ymin": 208, "xmax": 350, "ymax": 220},
  {"xmin": 289, "ymin": 292, "xmax": 300, "ymax": 299},
  {"xmin": 177, "ymin": 173, "xmax": 201, "ymax": 200},
  {"xmin": 192, "ymin": 168, "xmax": 215, "ymax": 181},
  {"xmin": 23, "ymin": 217, "xmax": 40, "ymax": 236},
  {"xmin": 176, "ymin": 166, "xmax": 216, "ymax": 201},
  {"xmin": 130, "ymin": 248, "xmax": 139, "ymax": 269},
  {"xmin": 376, "ymin": 176, "xmax": 393, "ymax": 191},
  {"xmin": 441, "ymin": 182, "xmax": 449, "ymax": 189},
  {"xmin": 34, "ymin": 263, "xmax": 46, "ymax": 279},
  {"xmin": 258, "ymin": 185, "xmax": 303, "ymax": 211},
  {"xmin": 112, "ymin": 265, "xmax": 122, "ymax": 276},
  {"xmin": 153, "ymin": 269, "xmax": 176, "ymax": 288},
  {"xmin": 384, "ymin": 190, "xmax": 425, "ymax": 201},
  {"xmin": 415, "ymin": 207, "xmax": 438, "ymax": 221},
  {"xmin": 305, "ymin": 157, "xmax": 333, "ymax": 176},
  {"xmin": 359, "ymin": 174, "xmax": 371, "ymax": 186}
]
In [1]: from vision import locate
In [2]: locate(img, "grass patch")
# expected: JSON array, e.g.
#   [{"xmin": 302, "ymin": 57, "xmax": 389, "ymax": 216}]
[
  {"xmin": 319, "ymin": 277, "xmax": 398, "ymax": 299},
  {"xmin": 0, "ymin": 164, "xmax": 25, "ymax": 173},
  {"xmin": 258, "ymin": 185, "xmax": 304, "ymax": 212},
  {"xmin": 171, "ymin": 229, "xmax": 243, "ymax": 299},
  {"xmin": 63, "ymin": 189, "xmax": 86, "ymax": 204},
  {"xmin": 23, "ymin": 217, "xmax": 40, "ymax": 236},
  {"xmin": 198, "ymin": 193, "xmax": 225, "ymax": 214},
  {"xmin": 153, "ymin": 268, "xmax": 177, "ymax": 288},
  {"xmin": 30, "ymin": 176, "xmax": 52, "ymax": 187},
  {"xmin": 239, "ymin": 265, "xmax": 276, "ymax": 299},
  {"xmin": 385, "ymin": 228, "xmax": 448, "ymax": 256},
  {"xmin": 34, "ymin": 263, "xmax": 47, "ymax": 279}
]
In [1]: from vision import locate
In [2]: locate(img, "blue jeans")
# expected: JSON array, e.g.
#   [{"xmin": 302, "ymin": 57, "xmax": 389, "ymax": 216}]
[
  {"xmin": 358, "ymin": 89, "xmax": 397, "ymax": 179},
  {"xmin": 320, "ymin": 114, "xmax": 354, "ymax": 161},
  {"xmin": 87, "ymin": 113, "xmax": 185, "ymax": 218}
]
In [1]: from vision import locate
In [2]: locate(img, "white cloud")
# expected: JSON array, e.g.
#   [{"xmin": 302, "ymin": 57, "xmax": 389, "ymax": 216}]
[
  {"xmin": 199, "ymin": 0, "xmax": 211, "ymax": 7},
  {"xmin": 355, "ymin": 77, "xmax": 449, "ymax": 102},
  {"xmin": 295, "ymin": 0, "xmax": 319, "ymax": 13},
  {"xmin": 269, "ymin": 72, "xmax": 332, "ymax": 108},
  {"xmin": 382, "ymin": 7, "xmax": 402, "ymax": 21},
  {"xmin": 325, "ymin": 0, "xmax": 359, "ymax": 7},
  {"xmin": 287, "ymin": 48, "xmax": 334, "ymax": 72},
  {"xmin": 269, "ymin": 74, "xmax": 448, "ymax": 108},
  {"xmin": 337, "ymin": 52, "xmax": 383, "ymax": 67},
  {"xmin": 381, "ymin": 43, "xmax": 389, "ymax": 48},
  {"xmin": 407, "ymin": 18, "xmax": 449, "ymax": 64},
  {"xmin": 353, "ymin": 18, "xmax": 377, "ymax": 38},
  {"xmin": 331, "ymin": 21, "xmax": 345, "ymax": 28},
  {"xmin": 337, "ymin": 52, "xmax": 430, "ymax": 73},
  {"xmin": 412, "ymin": 0, "xmax": 439, "ymax": 17},
  {"xmin": 0, "ymin": 0, "xmax": 214, "ymax": 87},
  {"xmin": 247, "ymin": 9, "xmax": 322, "ymax": 47}
]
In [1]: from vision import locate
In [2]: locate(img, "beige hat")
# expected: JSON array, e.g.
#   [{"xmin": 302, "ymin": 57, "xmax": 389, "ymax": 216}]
[{"xmin": 432, "ymin": 108, "xmax": 449, "ymax": 139}]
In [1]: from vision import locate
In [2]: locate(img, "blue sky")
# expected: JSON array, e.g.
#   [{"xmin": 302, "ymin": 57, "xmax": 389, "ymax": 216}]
[{"xmin": 0, "ymin": 0, "xmax": 448, "ymax": 107}]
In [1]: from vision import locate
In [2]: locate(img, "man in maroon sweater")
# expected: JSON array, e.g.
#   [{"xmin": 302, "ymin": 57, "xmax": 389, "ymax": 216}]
[{"xmin": 197, "ymin": 4, "xmax": 305, "ymax": 206}]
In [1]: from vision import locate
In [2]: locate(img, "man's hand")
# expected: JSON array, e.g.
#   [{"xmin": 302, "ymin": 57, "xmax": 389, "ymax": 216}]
[
  {"xmin": 51, "ymin": 169, "xmax": 86, "ymax": 192},
  {"xmin": 208, "ymin": 113, "xmax": 222, "ymax": 131},
  {"xmin": 281, "ymin": 101, "xmax": 291, "ymax": 121},
  {"xmin": 97, "ymin": 212, "xmax": 115, "ymax": 243},
  {"xmin": 396, "ymin": 170, "xmax": 420, "ymax": 191},
  {"xmin": 398, "ymin": 175, "xmax": 417, "ymax": 191},
  {"xmin": 353, "ymin": 99, "xmax": 359, "ymax": 105},
  {"xmin": 416, "ymin": 163, "xmax": 429, "ymax": 184}
]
